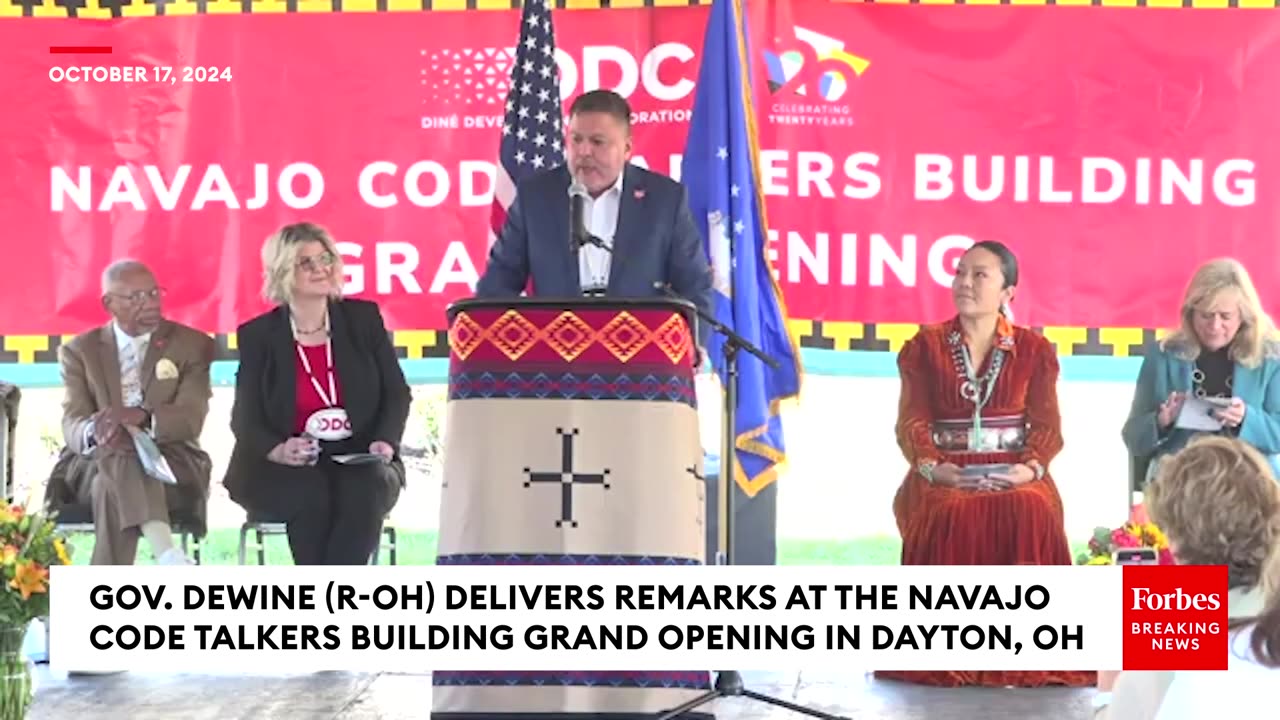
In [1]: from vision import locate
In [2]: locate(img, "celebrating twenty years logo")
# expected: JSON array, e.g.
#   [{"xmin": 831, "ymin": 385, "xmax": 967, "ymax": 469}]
[
  {"xmin": 762, "ymin": 26, "xmax": 866, "ymax": 127},
  {"xmin": 763, "ymin": 26, "xmax": 868, "ymax": 103},
  {"xmin": 1122, "ymin": 564, "xmax": 1229, "ymax": 671}
]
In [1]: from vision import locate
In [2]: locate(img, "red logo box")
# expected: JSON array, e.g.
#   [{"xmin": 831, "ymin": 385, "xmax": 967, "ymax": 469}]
[{"xmin": 1122, "ymin": 564, "xmax": 1229, "ymax": 671}]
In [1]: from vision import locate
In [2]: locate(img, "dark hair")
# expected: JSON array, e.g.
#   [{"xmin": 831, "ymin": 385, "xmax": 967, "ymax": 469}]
[
  {"xmin": 569, "ymin": 89, "xmax": 632, "ymax": 133},
  {"xmin": 1229, "ymin": 602, "xmax": 1280, "ymax": 667},
  {"xmin": 1228, "ymin": 537, "xmax": 1280, "ymax": 667},
  {"xmin": 966, "ymin": 240, "xmax": 1019, "ymax": 289}
]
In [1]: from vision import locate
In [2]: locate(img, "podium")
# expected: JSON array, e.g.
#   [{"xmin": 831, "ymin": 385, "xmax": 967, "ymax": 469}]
[{"xmin": 433, "ymin": 297, "xmax": 713, "ymax": 719}]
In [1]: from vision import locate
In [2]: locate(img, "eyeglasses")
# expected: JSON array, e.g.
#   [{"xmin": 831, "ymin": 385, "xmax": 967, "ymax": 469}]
[
  {"xmin": 108, "ymin": 287, "xmax": 166, "ymax": 304},
  {"xmin": 297, "ymin": 252, "xmax": 336, "ymax": 273}
]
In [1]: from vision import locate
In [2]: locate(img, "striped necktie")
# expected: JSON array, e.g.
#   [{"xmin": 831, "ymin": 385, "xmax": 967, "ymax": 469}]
[{"xmin": 119, "ymin": 336, "xmax": 144, "ymax": 408}]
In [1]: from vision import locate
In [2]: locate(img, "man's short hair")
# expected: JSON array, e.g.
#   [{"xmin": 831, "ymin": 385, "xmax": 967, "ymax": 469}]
[
  {"xmin": 569, "ymin": 89, "xmax": 632, "ymax": 134},
  {"xmin": 100, "ymin": 259, "xmax": 152, "ymax": 295}
]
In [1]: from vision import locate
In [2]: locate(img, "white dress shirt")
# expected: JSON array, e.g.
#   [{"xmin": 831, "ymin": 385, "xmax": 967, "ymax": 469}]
[
  {"xmin": 578, "ymin": 172, "xmax": 624, "ymax": 293},
  {"xmin": 82, "ymin": 322, "xmax": 154, "ymax": 452},
  {"xmin": 114, "ymin": 321, "xmax": 151, "ymax": 409}
]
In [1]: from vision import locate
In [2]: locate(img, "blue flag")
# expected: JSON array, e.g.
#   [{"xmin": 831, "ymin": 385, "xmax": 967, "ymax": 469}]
[{"xmin": 682, "ymin": 0, "xmax": 802, "ymax": 498}]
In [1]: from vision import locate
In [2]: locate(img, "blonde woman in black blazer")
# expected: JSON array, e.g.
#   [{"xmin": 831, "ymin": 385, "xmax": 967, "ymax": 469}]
[{"xmin": 224, "ymin": 223, "xmax": 410, "ymax": 565}]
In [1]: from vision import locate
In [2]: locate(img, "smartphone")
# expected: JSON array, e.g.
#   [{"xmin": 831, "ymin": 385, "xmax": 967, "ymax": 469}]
[
  {"xmin": 961, "ymin": 463, "xmax": 1012, "ymax": 478},
  {"xmin": 1114, "ymin": 547, "xmax": 1159, "ymax": 565}
]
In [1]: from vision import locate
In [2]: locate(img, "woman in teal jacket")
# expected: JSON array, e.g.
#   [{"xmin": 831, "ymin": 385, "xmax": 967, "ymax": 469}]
[{"xmin": 1123, "ymin": 258, "xmax": 1280, "ymax": 488}]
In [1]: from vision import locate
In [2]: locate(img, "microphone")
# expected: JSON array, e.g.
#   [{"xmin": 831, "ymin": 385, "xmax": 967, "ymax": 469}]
[{"xmin": 568, "ymin": 180, "xmax": 589, "ymax": 250}]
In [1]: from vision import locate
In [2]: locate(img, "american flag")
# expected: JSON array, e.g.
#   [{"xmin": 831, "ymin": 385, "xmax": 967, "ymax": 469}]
[{"xmin": 489, "ymin": 0, "xmax": 565, "ymax": 240}]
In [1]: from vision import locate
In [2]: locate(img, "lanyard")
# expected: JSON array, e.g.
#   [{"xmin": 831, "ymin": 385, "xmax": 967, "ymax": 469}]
[
  {"xmin": 291, "ymin": 310, "xmax": 336, "ymax": 407},
  {"xmin": 296, "ymin": 340, "xmax": 337, "ymax": 407}
]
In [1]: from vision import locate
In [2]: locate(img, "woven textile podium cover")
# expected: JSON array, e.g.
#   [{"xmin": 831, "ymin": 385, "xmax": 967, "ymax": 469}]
[{"xmin": 434, "ymin": 298, "xmax": 712, "ymax": 720}]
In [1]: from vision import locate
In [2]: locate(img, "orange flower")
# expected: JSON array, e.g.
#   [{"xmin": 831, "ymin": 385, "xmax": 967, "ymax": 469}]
[{"xmin": 10, "ymin": 561, "xmax": 47, "ymax": 600}]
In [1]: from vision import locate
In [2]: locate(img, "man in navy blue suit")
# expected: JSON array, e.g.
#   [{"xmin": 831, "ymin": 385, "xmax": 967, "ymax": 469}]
[{"xmin": 476, "ymin": 90, "xmax": 714, "ymax": 349}]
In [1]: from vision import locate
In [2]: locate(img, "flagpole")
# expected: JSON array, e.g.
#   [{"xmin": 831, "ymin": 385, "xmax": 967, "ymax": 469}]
[
  {"xmin": 659, "ymin": 0, "xmax": 843, "ymax": 713},
  {"xmin": 658, "ymin": 289, "xmax": 850, "ymax": 720}
]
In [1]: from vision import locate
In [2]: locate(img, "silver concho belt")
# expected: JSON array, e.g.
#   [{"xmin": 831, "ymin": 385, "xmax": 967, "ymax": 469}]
[{"xmin": 931, "ymin": 415, "xmax": 1027, "ymax": 452}]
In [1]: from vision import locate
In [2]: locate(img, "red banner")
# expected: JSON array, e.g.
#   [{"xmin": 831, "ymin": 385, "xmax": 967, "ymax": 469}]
[{"xmin": 2, "ymin": 3, "xmax": 1278, "ymax": 338}]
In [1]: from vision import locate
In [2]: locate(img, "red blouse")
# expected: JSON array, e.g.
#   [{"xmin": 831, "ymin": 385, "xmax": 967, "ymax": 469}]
[{"xmin": 293, "ymin": 341, "xmax": 345, "ymax": 434}]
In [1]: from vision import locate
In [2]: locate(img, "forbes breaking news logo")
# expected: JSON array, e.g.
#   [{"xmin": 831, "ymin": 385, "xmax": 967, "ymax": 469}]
[{"xmin": 1122, "ymin": 564, "xmax": 1229, "ymax": 671}]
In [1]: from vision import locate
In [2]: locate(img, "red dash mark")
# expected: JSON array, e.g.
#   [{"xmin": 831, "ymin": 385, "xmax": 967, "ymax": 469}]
[{"xmin": 49, "ymin": 46, "xmax": 113, "ymax": 54}]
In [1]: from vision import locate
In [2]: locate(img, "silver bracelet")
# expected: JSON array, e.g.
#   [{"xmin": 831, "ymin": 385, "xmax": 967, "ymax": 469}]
[{"xmin": 918, "ymin": 460, "xmax": 937, "ymax": 483}]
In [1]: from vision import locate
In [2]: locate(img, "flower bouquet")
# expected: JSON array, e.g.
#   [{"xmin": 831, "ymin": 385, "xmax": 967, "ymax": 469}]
[
  {"xmin": 1076, "ymin": 521, "xmax": 1176, "ymax": 566},
  {"xmin": 0, "ymin": 498, "xmax": 71, "ymax": 719}
]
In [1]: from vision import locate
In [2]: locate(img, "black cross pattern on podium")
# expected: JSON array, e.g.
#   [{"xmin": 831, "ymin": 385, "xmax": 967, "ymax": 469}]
[{"xmin": 523, "ymin": 428, "xmax": 610, "ymax": 528}]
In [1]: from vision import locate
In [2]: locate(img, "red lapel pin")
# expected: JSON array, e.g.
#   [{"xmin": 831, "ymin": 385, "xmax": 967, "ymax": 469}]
[{"xmin": 634, "ymin": 189, "xmax": 645, "ymax": 200}]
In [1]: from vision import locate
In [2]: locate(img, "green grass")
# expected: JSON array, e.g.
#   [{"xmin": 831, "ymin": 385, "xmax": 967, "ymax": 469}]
[{"xmin": 59, "ymin": 528, "xmax": 1093, "ymax": 566}]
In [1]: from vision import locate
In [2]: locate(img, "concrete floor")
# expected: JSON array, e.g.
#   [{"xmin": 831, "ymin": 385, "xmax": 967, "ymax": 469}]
[{"xmin": 28, "ymin": 669, "xmax": 1093, "ymax": 719}]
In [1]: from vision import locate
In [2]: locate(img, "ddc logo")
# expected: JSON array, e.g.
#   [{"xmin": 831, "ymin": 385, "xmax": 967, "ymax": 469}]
[
  {"xmin": 305, "ymin": 408, "xmax": 353, "ymax": 441},
  {"xmin": 763, "ymin": 26, "xmax": 869, "ymax": 102}
]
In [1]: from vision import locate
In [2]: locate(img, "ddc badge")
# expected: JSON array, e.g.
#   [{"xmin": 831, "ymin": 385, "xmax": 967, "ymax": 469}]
[{"xmin": 305, "ymin": 408, "xmax": 352, "ymax": 441}]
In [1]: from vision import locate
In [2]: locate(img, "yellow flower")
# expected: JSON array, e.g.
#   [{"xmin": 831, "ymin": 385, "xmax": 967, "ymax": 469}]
[
  {"xmin": 9, "ymin": 561, "xmax": 47, "ymax": 600},
  {"xmin": 54, "ymin": 538, "xmax": 70, "ymax": 566},
  {"xmin": 0, "ymin": 504, "xmax": 14, "ymax": 526},
  {"xmin": 1143, "ymin": 523, "xmax": 1168, "ymax": 549},
  {"xmin": 1087, "ymin": 555, "xmax": 1114, "ymax": 565},
  {"xmin": 0, "ymin": 545, "xmax": 16, "ymax": 566}
]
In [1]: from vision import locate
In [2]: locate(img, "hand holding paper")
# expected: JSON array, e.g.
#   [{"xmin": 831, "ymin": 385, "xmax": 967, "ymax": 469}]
[
  {"xmin": 1211, "ymin": 396, "xmax": 1246, "ymax": 428},
  {"xmin": 126, "ymin": 425, "xmax": 178, "ymax": 485},
  {"xmin": 1174, "ymin": 396, "xmax": 1228, "ymax": 432}
]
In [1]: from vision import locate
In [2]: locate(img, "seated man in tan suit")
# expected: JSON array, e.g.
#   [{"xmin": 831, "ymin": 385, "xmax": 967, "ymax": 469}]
[{"xmin": 46, "ymin": 259, "xmax": 215, "ymax": 565}]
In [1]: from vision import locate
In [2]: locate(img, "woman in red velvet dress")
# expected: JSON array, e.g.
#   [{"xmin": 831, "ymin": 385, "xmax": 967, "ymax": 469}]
[{"xmin": 876, "ymin": 241, "xmax": 1095, "ymax": 688}]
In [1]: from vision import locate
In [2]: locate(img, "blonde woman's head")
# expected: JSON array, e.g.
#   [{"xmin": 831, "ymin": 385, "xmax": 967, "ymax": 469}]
[
  {"xmin": 1147, "ymin": 435, "xmax": 1280, "ymax": 589},
  {"xmin": 1164, "ymin": 258, "xmax": 1278, "ymax": 367},
  {"xmin": 261, "ymin": 223, "xmax": 344, "ymax": 305}
]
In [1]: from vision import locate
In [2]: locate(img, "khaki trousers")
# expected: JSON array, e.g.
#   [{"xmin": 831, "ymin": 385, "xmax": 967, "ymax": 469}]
[{"xmin": 75, "ymin": 451, "xmax": 170, "ymax": 565}]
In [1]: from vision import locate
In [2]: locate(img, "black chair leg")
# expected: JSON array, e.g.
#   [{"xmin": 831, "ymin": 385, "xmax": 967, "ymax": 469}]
[{"xmin": 256, "ymin": 528, "xmax": 266, "ymax": 566}]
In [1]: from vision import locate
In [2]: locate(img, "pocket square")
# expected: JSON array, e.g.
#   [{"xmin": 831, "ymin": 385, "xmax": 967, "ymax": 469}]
[{"xmin": 155, "ymin": 358, "xmax": 179, "ymax": 380}]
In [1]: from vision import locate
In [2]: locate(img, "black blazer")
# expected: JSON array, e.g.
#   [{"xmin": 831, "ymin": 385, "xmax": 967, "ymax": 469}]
[{"xmin": 223, "ymin": 298, "xmax": 411, "ymax": 498}]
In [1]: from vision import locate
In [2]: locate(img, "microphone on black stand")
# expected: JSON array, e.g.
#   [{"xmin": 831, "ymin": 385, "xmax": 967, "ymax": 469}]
[
  {"xmin": 650, "ymin": 281, "xmax": 779, "ymax": 370},
  {"xmin": 650, "ymin": 282, "xmax": 843, "ymax": 720},
  {"xmin": 569, "ymin": 180, "xmax": 588, "ymax": 252},
  {"xmin": 569, "ymin": 179, "xmax": 613, "ymax": 296}
]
